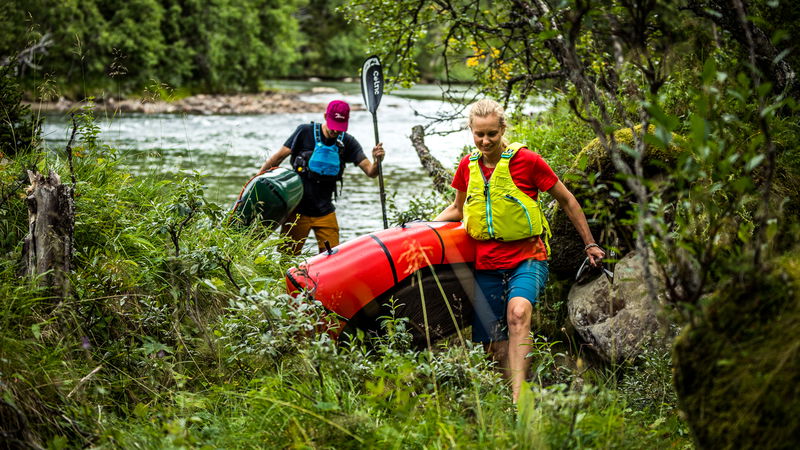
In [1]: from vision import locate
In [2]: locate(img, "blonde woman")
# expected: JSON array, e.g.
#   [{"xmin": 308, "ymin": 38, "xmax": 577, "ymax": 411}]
[{"xmin": 435, "ymin": 99, "xmax": 605, "ymax": 402}]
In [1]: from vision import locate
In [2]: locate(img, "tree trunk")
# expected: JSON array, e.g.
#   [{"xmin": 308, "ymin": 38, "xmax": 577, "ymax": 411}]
[
  {"xmin": 21, "ymin": 170, "xmax": 74, "ymax": 300},
  {"xmin": 410, "ymin": 125, "xmax": 453, "ymax": 194}
]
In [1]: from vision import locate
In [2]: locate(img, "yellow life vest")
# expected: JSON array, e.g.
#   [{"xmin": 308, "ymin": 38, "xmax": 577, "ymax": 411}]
[{"xmin": 463, "ymin": 143, "xmax": 552, "ymax": 254}]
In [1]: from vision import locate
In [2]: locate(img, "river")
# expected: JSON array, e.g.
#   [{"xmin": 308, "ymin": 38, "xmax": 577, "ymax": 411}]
[{"xmin": 41, "ymin": 82, "xmax": 544, "ymax": 248}]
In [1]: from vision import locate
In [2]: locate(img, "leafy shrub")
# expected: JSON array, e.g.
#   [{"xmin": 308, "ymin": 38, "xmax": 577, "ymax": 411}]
[
  {"xmin": 387, "ymin": 189, "xmax": 451, "ymax": 225},
  {"xmin": 0, "ymin": 97, "xmax": 695, "ymax": 449},
  {"xmin": 0, "ymin": 63, "xmax": 41, "ymax": 157},
  {"xmin": 512, "ymin": 100, "xmax": 597, "ymax": 175}
]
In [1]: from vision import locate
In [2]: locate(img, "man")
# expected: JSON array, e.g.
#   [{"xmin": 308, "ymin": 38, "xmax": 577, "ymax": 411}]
[{"xmin": 258, "ymin": 100, "xmax": 385, "ymax": 255}]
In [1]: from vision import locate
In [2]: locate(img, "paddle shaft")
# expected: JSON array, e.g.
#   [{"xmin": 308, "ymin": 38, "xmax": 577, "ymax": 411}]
[{"xmin": 372, "ymin": 112, "xmax": 388, "ymax": 229}]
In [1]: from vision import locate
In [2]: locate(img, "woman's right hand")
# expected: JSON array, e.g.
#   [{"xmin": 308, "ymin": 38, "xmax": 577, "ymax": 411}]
[{"xmin": 585, "ymin": 244, "xmax": 605, "ymax": 266}]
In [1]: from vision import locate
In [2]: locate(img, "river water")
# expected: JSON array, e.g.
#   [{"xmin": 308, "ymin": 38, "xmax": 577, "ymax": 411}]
[{"xmin": 41, "ymin": 82, "xmax": 544, "ymax": 246}]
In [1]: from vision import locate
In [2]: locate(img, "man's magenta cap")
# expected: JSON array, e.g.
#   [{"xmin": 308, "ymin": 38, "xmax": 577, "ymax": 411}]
[{"xmin": 325, "ymin": 100, "xmax": 350, "ymax": 132}]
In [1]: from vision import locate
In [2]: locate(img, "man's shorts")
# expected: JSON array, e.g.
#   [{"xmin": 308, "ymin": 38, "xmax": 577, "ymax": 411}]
[
  {"xmin": 279, "ymin": 212, "xmax": 339, "ymax": 255},
  {"xmin": 472, "ymin": 259, "xmax": 549, "ymax": 343}
]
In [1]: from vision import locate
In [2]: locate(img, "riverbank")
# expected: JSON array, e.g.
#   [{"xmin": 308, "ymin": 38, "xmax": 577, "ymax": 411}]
[{"xmin": 27, "ymin": 87, "xmax": 364, "ymax": 115}]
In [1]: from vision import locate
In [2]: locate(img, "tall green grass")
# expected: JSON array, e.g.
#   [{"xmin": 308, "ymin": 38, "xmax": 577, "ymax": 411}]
[{"xmin": 0, "ymin": 106, "xmax": 690, "ymax": 449}]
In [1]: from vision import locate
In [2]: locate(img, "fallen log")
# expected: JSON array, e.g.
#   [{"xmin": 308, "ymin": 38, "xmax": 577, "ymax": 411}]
[
  {"xmin": 21, "ymin": 170, "xmax": 74, "ymax": 299},
  {"xmin": 410, "ymin": 125, "xmax": 454, "ymax": 194}
]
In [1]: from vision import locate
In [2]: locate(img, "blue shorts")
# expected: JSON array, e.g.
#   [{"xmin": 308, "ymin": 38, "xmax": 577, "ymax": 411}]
[{"xmin": 472, "ymin": 259, "xmax": 549, "ymax": 343}]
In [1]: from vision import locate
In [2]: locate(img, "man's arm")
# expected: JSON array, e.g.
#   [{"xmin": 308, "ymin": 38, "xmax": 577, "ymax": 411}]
[
  {"xmin": 357, "ymin": 143, "xmax": 386, "ymax": 178},
  {"xmin": 258, "ymin": 146, "xmax": 292, "ymax": 174}
]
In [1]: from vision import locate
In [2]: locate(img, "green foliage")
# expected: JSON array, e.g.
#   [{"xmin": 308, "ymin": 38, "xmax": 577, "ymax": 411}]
[
  {"xmin": 0, "ymin": 0, "xmax": 474, "ymax": 98},
  {"xmin": 387, "ymin": 189, "xmax": 451, "ymax": 226},
  {"xmin": 345, "ymin": 0, "xmax": 474, "ymax": 88},
  {"xmin": 292, "ymin": 0, "xmax": 370, "ymax": 79},
  {"xmin": 10, "ymin": 0, "xmax": 800, "ymax": 445},
  {"xmin": 99, "ymin": 0, "xmax": 168, "ymax": 93},
  {"xmin": 512, "ymin": 101, "xmax": 597, "ymax": 175},
  {"xmin": 344, "ymin": 0, "xmax": 691, "ymax": 103},
  {"xmin": 619, "ymin": 345, "xmax": 679, "ymax": 416},
  {"xmin": 148, "ymin": 174, "xmax": 223, "ymax": 257},
  {"xmin": 174, "ymin": 0, "xmax": 304, "ymax": 92},
  {"xmin": 217, "ymin": 289, "xmax": 336, "ymax": 367},
  {"xmin": 350, "ymin": 1, "xmax": 799, "ymax": 447},
  {"xmin": 0, "ymin": 1, "xmax": 31, "ymax": 58},
  {"xmin": 646, "ymin": 58, "xmax": 799, "ymax": 305},
  {"xmin": 0, "ymin": 154, "xmax": 31, "ymax": 248},
  {"xmin": 673, "ymin": 254, "xmax": 800, "ymax": 449},
  {"xmin": 7, "ymin": 0, "xmax": 113, "ymax": 96},
  {"xmin": 0, "ymin": 65, "xmax": 42, "ymax": 256},
  {"xmin": 0, "ymin": 0, "xmax": 306, "ymax": 97},
  {"xmin": 0, "ymin": 64, "xmax": 41, "ymax": 156},
  {"xmin": 0, "ymin": 104, "xmax": 692, "ymax": 447}
]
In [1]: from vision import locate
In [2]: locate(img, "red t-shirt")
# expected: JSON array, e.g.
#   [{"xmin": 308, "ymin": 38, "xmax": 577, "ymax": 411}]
[{"xmin": 452, "ymin": 148, "xmax": 558, "ymax": 270}]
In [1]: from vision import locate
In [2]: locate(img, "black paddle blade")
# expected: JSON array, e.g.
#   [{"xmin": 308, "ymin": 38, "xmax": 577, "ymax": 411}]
[{"xmin": 360, "ymin": 55, "xmax": 383, "ymax": 114}]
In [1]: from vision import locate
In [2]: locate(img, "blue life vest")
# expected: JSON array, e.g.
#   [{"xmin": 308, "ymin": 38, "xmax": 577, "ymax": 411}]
[{"xmin": 306, "ymin": 122, "xmax": 345, "ymax": 178}]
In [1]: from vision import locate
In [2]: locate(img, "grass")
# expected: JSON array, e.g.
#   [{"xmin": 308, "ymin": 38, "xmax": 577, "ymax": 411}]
[{"xmin": 0, "ymin": 105, "xmax": 692, "ymax": 449}]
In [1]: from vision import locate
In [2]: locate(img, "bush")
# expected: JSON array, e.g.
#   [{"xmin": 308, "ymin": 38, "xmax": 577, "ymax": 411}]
[
  {"xmin": 0, "ymin": 100, "xmax": 694, "ymax": 448},
  {"xmin": 511, "ymin": 100, "xmax": 597, "ymax": 175},
  {"xmin": 0, "ymin": 63, "xmax": 41, "ymax": 157}
]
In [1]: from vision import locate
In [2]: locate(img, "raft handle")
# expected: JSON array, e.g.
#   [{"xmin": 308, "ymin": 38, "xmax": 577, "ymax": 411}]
[{"xmin": 323, "ymin": 240, "xmax": 338, "ymax": 255}]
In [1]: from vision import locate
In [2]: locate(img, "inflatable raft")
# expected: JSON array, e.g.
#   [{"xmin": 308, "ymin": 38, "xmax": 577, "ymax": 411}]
[
  {"xmin": 229, "ymin": 167, "xmax": 303, "ymax": 227},
  {"xmin": 286, "ymin": 221, "xmax": 477, "ymax": 347}
]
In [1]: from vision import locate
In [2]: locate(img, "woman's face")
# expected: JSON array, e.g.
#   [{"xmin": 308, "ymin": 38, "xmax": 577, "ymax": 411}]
[{"xmin": 470, "ymin": 114, "xmax": 505, "ymax": 158}]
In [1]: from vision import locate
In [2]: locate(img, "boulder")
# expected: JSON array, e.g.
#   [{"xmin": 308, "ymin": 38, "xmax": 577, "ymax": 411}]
[{"xmin": 567, "ymin": 251, "xmax": 667, "ymax": 362}]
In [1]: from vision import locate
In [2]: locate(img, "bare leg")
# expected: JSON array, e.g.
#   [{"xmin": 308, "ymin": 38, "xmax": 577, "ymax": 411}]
[{"xmin": 506, "ymin": 296, "xmax": 533, "ymax": 403}]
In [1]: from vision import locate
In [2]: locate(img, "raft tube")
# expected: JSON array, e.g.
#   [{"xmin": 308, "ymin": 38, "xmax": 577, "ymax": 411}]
[
  {"xmin": 229, "ymin": 167, "xmax": 303, "ymax": 227},
  {"xmin": 286, "ymin": 221, "xmax": 477, "ymax": 347}
]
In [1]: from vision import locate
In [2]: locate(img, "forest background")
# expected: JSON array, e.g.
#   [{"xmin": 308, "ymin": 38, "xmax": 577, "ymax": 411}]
[
  {"xmin": 2, "ymin": 0, "xmax": 800, "ymax": 449},
  {"xmin": 0, "ymin": 0, "xmax": 455, "ymax": 98}
]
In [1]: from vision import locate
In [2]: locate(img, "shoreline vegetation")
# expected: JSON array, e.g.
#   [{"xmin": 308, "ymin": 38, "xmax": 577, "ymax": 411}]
[
  {"xmin": 2, "ymin": 96, "xmax": 697, "ymax": 448},
  {"xmin": 25, "ymin": 86, "xmax": 364, "ymax": 116},
  {"xmin": 3, "ymin": 0, "xmax": 798, "ymax": 446}
]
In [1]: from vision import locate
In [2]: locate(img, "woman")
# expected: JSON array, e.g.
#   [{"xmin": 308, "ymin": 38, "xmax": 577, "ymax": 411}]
[{"xmin": 435, "ymin": 99, "xmax": 605, "ymax": 402}]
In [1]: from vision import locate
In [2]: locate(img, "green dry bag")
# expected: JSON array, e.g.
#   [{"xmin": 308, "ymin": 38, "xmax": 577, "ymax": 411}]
[{"xmin": 230, "ymin": 167, "xmax": 304, "ymax": 228}]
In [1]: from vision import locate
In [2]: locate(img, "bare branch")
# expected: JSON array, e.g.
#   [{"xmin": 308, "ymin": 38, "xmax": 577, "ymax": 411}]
[
  {"xmin": 65, "ymin": 114, "xmax": 79, "ymax": 188},
  {"xmin": 1, "ymin": 33, "xmax": 53, "ymax": 73}
]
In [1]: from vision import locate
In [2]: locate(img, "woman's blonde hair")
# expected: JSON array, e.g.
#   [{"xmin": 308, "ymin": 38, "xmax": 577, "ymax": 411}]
[{"xmin": 468, "ymin": 98, "xmax": 509, "ymax": 147}]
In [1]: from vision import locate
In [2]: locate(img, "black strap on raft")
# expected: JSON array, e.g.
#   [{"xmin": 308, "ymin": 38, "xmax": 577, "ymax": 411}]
[
  {"xmin": 423, "ymin": 223, "xmax": 446, "ymax": 265},
  {"xmin": 369, "ymin": 234, "xmax": 398, "ymax": 285}
]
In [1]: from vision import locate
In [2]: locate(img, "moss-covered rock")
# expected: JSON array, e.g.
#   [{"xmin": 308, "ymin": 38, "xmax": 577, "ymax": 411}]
[
  {"xmin": 548, "ymin": 125, "xmax": 684, "ymax": 280},
  {"xmin": 672, "ymin": 254, "xmax": 800, "ymax": 449}
]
